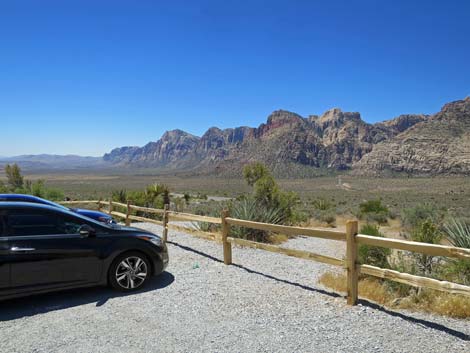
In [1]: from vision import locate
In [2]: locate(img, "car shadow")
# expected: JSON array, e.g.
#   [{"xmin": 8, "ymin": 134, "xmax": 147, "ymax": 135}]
[
  {"xmin": 0, "ymin": 271, "xmax": 174, "ymax": 322},
  {"xmin": 169, "ymin": 241, "xmax": 470, "ymax": 342}
]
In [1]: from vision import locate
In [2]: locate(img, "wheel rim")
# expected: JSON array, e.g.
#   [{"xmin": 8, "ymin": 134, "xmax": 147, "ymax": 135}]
[{"xmin": 115, "ymin": 256, "xmax": 148, "ymax": 289}]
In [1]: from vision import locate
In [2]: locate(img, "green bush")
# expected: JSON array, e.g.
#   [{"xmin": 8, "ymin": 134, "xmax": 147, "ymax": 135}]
[
  {"xmin": 364, "ymin": 212, "xmax": 389, "ymax": 225},
  {"xmin": 312, "ymin": 198, "xmax": 334, "ymax": 211},
  {"xmin": 358, "ymin": 224, "xmax": 391, "ymax": 268},
  {"xmin": 410, "ymin": 219, "xmax": 443, "ymax": 276},
  {"xmin": 243, "ymin": 162, "xmax": 269, "ymax": 186},
  {"xmin": 313, "ymin": 209, "xmax": 336, "ymax": 225},
  {"xmin": 359, "ymin": 199, "xmax": 389, "ymax": 214},
  {"xmin": 358, "ymin": 199, "xmax": 389, "ymax": 225},
  {"xmin": 442, "ymin": 218, "xmax": 470, "ymax": 285},
  {"xmin": 112, "ymin": 189, "xmax": 128, "ymax": 203},
  {"xmin": 242, "ymin": 162, "xmax": 299, "ymax": 226},
  {"xmin": 5, "ymin": 163, "xmax": 24, "ymax": 190}
]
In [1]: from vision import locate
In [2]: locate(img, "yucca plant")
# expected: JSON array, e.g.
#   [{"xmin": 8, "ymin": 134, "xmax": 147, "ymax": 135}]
[
  {"xmin": 230, "ymin": 198, "xmax": 285, "ymax": 242},
  {"xmin": 444, "ymin": 218, "xmax": 470, "ymax": 249},
  {"xmin": 112, "ymin": 189, "xmax": 128, "ymax": 203},
  {"xmin": 442, "ymin": 218, "xmax": 470, "ymax": 285},
  {"xmin": 312, "ymin": 198, "xmax": 333, "ymax": 211}
]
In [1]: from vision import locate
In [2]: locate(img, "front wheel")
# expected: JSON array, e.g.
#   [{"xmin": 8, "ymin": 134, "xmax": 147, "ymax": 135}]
[{"xmin": 109, "ymin": 252, "xmax": 151, "ymax": 291}]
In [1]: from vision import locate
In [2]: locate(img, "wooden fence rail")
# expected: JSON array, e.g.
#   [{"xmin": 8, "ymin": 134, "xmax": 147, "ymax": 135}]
[{"xmin": 60, "ymin": 199, "xmax": 470, "ymax": 304}]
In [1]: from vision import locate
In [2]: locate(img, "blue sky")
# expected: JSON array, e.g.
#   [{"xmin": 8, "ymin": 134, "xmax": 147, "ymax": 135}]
[{"xmin": 1, "ymin": 0, "xmax": 469, "ymax": 156}]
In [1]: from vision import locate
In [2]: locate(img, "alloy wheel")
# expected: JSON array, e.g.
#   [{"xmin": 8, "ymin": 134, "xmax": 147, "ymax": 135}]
[{"xmin": 115, "ymin": 256, "xmax": 148, "ymax": 289}]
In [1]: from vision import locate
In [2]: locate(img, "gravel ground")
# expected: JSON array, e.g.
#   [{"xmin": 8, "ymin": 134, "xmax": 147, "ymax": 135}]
[{"xmin": 0, "ymin": 223, "xmax": 469, "ymax": 353}]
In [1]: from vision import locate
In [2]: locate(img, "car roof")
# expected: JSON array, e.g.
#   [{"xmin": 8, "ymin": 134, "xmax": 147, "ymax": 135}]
[
  {"xmin": 0, "ymin": 201, "xmax": 71, "ymax": 212},
  {"xmin": 0, "ymin": 194, "xmax": 43, "ymax": 201},
  {"xmin": 0, "ymin": 202, "xmax": 112, "ymax": 228}
]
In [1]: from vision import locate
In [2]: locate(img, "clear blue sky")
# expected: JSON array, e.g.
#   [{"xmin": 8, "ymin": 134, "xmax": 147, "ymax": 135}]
[{"xmin": 1, "ymin": 0, "xmax": 469, "ymax": 156}]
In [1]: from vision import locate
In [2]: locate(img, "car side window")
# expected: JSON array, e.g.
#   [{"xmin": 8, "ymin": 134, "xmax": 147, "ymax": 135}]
[
  {"xmin": 0, "ymin": 215, "xmax": 4, "ymax": 236},
  {"xmin": 5, "ymin": 210, "xmax": 86, "ymax": 236}
]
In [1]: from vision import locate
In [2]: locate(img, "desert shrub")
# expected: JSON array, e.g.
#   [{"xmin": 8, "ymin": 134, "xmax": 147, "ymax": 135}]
[
  {"xmin": 29, "ymin": 180, "xmax": 46, "ymax": 198},
  {"xmin": 243, "ymin": 162, "xmax": 269, "ymax": 186},
  {"xmin": 5, "ymin": 163, "xmax": 24, "ymax": 190},
  {"xmin": 313, "ymin": 209, "xmax": 336, "ymax": 226},
  {"xmin": 45, "ymin": 188, "xmax": 65, "ymax": 201},
  {"xmin": 112, "ymin": 189, "xmax": 128, "ymax": 203},
  {"xmin": 386, "ymin": 251, "xmax": 415, "ymax": 296},
  {"xmin": 242, "ymin": 162, "xmax": 299, "ymax": 226},
  {"xmin": 196, "ymin": 192, "xmax": 208, "ymax": 200},
  {"xmin": 359, "ymin": 199, "xmax": 389, "ymax": 214},
  {"xmin": 230, "ymin": 198, "xmax": 285, "ymax": 242},
  {"xmin": 319, "ymin": 272, "xmax": 470, "ymax": 318},
  {"xmin": 401, "ymin": 203, "xmax": 445, "ymax": 229},
  {"xmin": 358, "ymin": 224, "xmax": 391, "ymax": 268},
  {"xmin": 191, "ymin": 204, "xmax": 222, "ymax": 233},
  {"xmin": 0, "ymin": 181, "xmax": 7, "ymax": 193},
  {"xmin": 410, "ymin": 219, "xmax": 443, "ymax": 276},
  {"xmin": 183, "ymin": 193, "xmax": 191, "ymax": 204},
  {"xmin": 441, "ymin": 259, "xmax": 470, "ymax": 286},
  {"xmin": 358, "ymin": 199, "xmax": 389, "ymax": 225},
  {"xmin": 312, "ymin": 198, "xmax": 334, "ymax": 211},
  {"xmin": 441, "ymin": 218, "xmax": 470, "ymax": 285},
  {"xmin": 364, "ymin": 212, "xmax": 389, "ymax": 225}
]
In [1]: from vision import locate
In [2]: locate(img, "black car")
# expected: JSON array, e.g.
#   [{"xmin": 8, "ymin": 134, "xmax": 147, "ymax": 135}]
[
  {"xmin": 0, "ymin": 202, "xmax": 168, "ymax": 301},
  {"xmin": 0, "ymin": 194, "xmax": 116, "ymax": 224}
]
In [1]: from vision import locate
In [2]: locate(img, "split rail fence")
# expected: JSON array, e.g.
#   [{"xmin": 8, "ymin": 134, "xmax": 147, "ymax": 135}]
[{"xmin": 61, "ymin": 199, "xmax": 470, "ymax": 305}]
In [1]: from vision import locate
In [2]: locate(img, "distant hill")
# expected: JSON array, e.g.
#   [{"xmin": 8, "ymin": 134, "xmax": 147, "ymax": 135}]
[{"xmin": 0, "ymin": 154, "xmax": 106, "ymax": 171}]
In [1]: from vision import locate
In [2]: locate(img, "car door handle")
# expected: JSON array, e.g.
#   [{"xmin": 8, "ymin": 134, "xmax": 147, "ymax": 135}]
[{"xmin": 10, "ymin": 247, "xmax": 36, "ymax": 252}]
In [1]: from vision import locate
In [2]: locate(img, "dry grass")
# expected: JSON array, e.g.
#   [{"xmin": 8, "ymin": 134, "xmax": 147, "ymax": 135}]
[
  {"xmin": 319, "ymin": 272, "xmax": 470, "ymax": 318},
  {"xmin": 267, "ymin": 233, "xmax": 291, "ymax": 244}
]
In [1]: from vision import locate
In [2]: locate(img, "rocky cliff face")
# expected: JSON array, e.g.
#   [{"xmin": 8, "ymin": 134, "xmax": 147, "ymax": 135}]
[
  {"xmin": 103, "ymin": 98, "xmax": 470, "ymax": 176},
  {"xmin": 353, "ymin": 98, "xmax": 470, "ymax": 175}
]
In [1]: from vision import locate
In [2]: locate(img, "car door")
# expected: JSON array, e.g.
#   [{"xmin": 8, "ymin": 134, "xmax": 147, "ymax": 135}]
[
  {"xmin": 0, "ymin": 213, "xmax": 10, "ymax": 290},
  {"xmin": 5, "ymin": 208, "xmax": 106, "ymax": 293}
]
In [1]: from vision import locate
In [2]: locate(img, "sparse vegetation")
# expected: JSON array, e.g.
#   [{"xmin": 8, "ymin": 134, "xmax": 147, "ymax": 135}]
[
  {"xmin": 1, "ymin": 164, "xmax": 64, "ymax": 200},
  {"xmin": 358, "ymin": 199, "xmax": 390, "ymax": 225},
  {"xmin": 319, "ymin": 272, "xmax": 470, "ymax": 318},
  {"xmin": 228, "ymin": 163, "xmax": 300, "ymax": 242},
  {"xmin": 442, "ymin": 218, "xmax": 470, "ymax": 285},
  {"xmin": 401, "ymin": 203, "xmax": 445, "ymax": 230},
  {"xmin": 358, "ymin": 224, "xmax": 391, "ymax": 268}
]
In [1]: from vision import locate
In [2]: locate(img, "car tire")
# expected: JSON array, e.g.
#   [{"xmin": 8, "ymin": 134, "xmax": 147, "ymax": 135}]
[{"xmin": 108, "ymin": 251, "xmax": 151, "ymax": 292}]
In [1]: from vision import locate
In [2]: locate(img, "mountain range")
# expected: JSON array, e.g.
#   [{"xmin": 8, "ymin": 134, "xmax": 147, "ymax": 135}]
[
  {"xmin": 3, "ymin": 97, "xmax": 469, "ymax": 176},
  {"xmin": 103, "ymin": 97, "xmax": 470, "ymax": 176}
]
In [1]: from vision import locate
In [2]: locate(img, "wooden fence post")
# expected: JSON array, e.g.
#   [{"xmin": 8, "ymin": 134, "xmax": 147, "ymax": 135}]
[
  {"xmin": 162, "ymin": 204, "xmax": 169, "ymax": 243},
  {"xmin": 346, "ymin": 220, "xmax": 359, "ymax": 305},
  {"xmin": 98, "ymin": 197, "xmax": 102, "ymax": 211},
  {"xmin": 108, "ymin": 199, "xmax": 113, "ymax": 216},
  {"xmin": 221, "ymin": 209, "xmax": 232, "ymax": 265},
  {"xmin": 125, "ymin": 200, "xmax": 131, "ymax": 226}
]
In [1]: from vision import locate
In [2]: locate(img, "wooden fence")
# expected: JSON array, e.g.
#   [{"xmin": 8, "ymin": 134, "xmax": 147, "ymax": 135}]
[{"xmin": 61, "ymin": 200, "xmax": 470, "ymax": 304}]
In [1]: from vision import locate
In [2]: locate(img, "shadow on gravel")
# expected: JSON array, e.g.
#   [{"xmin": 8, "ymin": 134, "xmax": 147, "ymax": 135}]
[
  {"xmin": 170, "ymin": 241, "xmax": 470, "ymax": 342},
  {"xmin": 169, "ymin": 241, "xmax": 342, "ymax": 300},
  {"xmin": 358, "ymin": 299, "xmax": 470, "ymax": 341},
  {"xmin": 0, "ymin": 271, "xmax": 174, "ymax": 322}
]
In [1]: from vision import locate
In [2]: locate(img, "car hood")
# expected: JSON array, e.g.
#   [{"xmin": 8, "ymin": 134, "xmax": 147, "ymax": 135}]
[
  {"xmin": 74, "ymin": 208, "xmax": 112, "ymax": 218},
  {"xmin": 112, "ymin": 225, "xmax": 159, "ymax": 236}
]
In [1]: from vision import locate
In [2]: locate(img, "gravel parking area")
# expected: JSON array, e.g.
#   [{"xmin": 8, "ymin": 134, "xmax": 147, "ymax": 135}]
[{"xmin": 0, "ymin": 223, "xmax": 469, "ymax": 353}]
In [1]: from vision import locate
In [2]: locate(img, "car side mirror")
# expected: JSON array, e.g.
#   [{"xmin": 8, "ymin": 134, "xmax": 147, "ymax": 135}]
[{"xmin": 79, "ymin": 224, "xmax": 96, "ymax": 238}]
